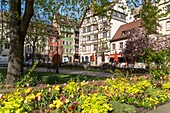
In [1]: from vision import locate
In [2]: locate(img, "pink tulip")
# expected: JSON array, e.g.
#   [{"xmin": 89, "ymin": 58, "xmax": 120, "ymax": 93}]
[
  {"xmin": 26, "ymin": 83, "xmax": 29, "ymax": 87},
  {"xmin": 49, "ymin": 87, "xmax": 52, "ymax": 92},
  {"xmin": 37, "ymin": 96, "xmax": 42, "ymax": 101},
  {"xmin": 0, "ymin": 94, "xmax": 3, "ymax": 99},
  {"xmin": 24, "ymin": 99, "xmax": 28, "ymax": 104}
]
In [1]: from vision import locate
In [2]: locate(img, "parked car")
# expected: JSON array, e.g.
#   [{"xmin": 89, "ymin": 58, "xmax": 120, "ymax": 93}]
[
  {"xmin": 25, "ymin": 59, "xmax": 43, "ymax": 66},
  {"xmin": 0, "ymin": 55, "xmax": 8, "ymax": 67}
]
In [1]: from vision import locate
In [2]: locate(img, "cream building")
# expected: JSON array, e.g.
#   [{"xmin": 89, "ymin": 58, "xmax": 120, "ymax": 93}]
[
  {"xmin": 79, "ymin": 0, "xmax": 134, "ymax": 66},
  {"xmin": 158, "ymin": 0, "xmax": 170, "ymax": 35}
]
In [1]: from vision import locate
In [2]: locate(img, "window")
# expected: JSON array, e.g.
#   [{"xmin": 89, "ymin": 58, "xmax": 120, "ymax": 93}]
[
  {"xmin": 4, "ymin": 43, "xmax": 9, "ymax": 49},
  {"xmin": 88, "ymin": 10, "xmax": 90, "ymax": 14},
  {"xmin": 50, "ymin": 38, "xmax": 53, "ymax": 42},
  {"xmin": 94, "ymin": 44, "xmax": 97, "ymax": 50},
  {"xmin": 86, "ymin": 46, "xmax": 91, "ymax": 52},
  {"xmin": 112, "ymin": 11, "xmax": 116, "ymax": 16},
  {"xmin": 103, "ymin": 32, "xmax": 107, "ymax": 38},
  {"xmin": 87, "ymin": 26, "xmax": 91, "ymax": 32},
  {"xmin": 56, "ymin": 38, "xmax": 60, "ymax": 42},
  {"xmin": 70, "ymin": 42, "xmax": 72, "ymax": 45},
  {"xmin": 99, "ymin": 16, "xmax": 102, "ymax": 20},
  {"xmin": 27, "ymin": 45, "xmax": 31, "ymax": 51},
  {"xmin": 94, "ymin": 34, "xmax": 98, "ymax": 40},
  {"xmin": 93, "ymin": 24, "xmax": 98, "ymax": 31},
  {"xmin": 83, "ymin": 27, "xmax": 86, "ymax": 33},
  {"xmin": 87, "ymin": 18, "xmax": 90, "ymax": 23},
  {"xmin": 166, "ymin": 21, "xmax": 170, "ymax": 30},
  {"xmin": 82, "ymin": 46, "xmax": 86, "ymax": 52},
  {"xmin": 112, "ymin": 44, "xmax": 116, "ymax": 50},
  {"xmin": 50, "ymin": 46, "xmax": 53, "ymax": 51},
  {"xmin": 70, "ymin": 49, "xmax": 72, "ymax": 52},
  {"xmin": 167, "ymin": 5, "xmax": 170, "ymax": 12},
  {"xmin": 121, "ymin": 14, "xmax": 126, "ymax": 19},
  {"xmin": 120, "ymin": 42, "xmax": 123, "ymax": 49},
  {"xmin": 87, "ymin": 36, "xmax": 90, "ymax": 41},
  {"xmin": 63, "ymin": 41, "xmax": 65, "ymax": 45},
  {"xmin": 66, "ymin": 41, "xmax": 68, "ymax": 45},
  {"xmin": 61, "ymin": 25, "xmax": 65, "ymax": 30},
  {"xmin": 103, "ymin": 22, "xmax": 107, "ymax": 28},
  {"xmin": 66, "ymin": 49, "xmax": 68, "ymax": 52}
]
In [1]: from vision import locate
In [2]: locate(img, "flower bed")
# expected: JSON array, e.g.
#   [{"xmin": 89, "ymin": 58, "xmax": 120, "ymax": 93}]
[{"xmin": 1, "ymin": 75, "xmax": 170, "ymax": 113}]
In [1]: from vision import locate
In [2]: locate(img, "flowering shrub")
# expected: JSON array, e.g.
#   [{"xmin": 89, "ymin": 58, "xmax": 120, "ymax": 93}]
[{"xmin": 1, "ymin": 75, "xmax": 170, "ymax": 112}]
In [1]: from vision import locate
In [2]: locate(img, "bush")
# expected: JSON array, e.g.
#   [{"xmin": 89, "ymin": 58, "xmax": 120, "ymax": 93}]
[{"xmin": 109, "ymin": 101, "xmax": 136, "ymax": 113}]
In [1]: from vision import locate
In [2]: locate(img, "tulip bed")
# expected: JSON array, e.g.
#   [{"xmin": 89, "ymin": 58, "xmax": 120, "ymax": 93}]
[{"xmin": 1, "ymin": 75, "xmax": 170, "ymax": 113}]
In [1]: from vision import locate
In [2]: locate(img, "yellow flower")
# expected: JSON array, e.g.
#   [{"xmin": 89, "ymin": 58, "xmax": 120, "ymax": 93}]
[
  {"xmin": 54, "ymin": 85, "xmax": 60, "ymax": 91},
  {"xmin": 81, "ymin": 82, "xmax": 86, "ymax": 86},
  {"xmin": 56, "ymin": 100, "xmax": 63, "ymax": 108},
  {"xmin": 65, "ymin": 99, "xmax": 69, "ymax": 103},
  {"xmin": 36, "ymin": 93, "xmax": 42, "ymax": 97},
  {"xmin": 47, "ymin": 84, "xmax": 50, "ymax": 87},
  {"xmin": 49, "ymin": 104, "xmax": 55, "ymax": 108},
  {"xmin": 26, "ymin": 94, "xmax": 36, "ymax": 100},
  {"xmin": 25, "ymin": 88, "xmax": 32, "ymax": 94}
]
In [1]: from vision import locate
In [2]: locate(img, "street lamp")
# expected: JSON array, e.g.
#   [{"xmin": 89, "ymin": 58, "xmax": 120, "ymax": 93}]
[{"xmin": 56, "ymin": 35, "xmax": 60, "ymax": 73}]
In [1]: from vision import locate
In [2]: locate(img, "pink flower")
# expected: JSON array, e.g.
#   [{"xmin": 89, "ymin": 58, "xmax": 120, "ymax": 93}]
[
  {"xmin": 64, "ymin": 83, "xmax": 67, "ymax": 86},
  {"xmin": 73, "ymin": 101, "xmax": 78, "ymax": 105},
  {"xmin": 0, "ymin": 94, "xmax": 3, "ymax": 99},
  {"xmin": 49, "ymin": 87, "xmax": 52, "ymax": 93},
  {"xmin": 160, "ymin": 77, "xmax": 162, "ymax": 80},
  {"xmin": 111, "ymin": 77, "xmax": 114, "ymax": 81},
  {"xmin": 37, "ymin": 96, "xmax": 42, "ymax": 101},
  {"xmin": 62, "ymin": 95, "xmax": 66, "ymax": 101},
  {"xmin": 26, "ymin": 83, "xmax": 29, "ymax": 87},
  {"xmin": 24, "ymin": 99, "xmax": 28, "ymax": 104}
]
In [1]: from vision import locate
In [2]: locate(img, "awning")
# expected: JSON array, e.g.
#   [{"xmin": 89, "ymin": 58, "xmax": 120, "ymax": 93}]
[
  {"xmin": 114, "ymin": 51, "xmax": 118, "ymax": 62},
  {"xmin": 92, "ymin": 53, "xmax": 95, "ymax": 61},
  {"xmin": 108, "ymin": 54, "xmax": 121, "ymax": 58}
]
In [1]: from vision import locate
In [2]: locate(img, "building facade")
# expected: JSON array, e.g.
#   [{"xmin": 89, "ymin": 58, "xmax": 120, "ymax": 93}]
[
  {"xmin": 79, "ymin": 1, "xmax": 133, "ymax": 66},
  {"xmin": 158, "ymin": 0, "xmax": 170, "ymax": 35},
  {"xmin": 51, "ymin": 14, "xmax": 80, "ymax": 63},
  {"xmin": 110, "ymin": 19, "xmax": 142, "ymax": 67}
]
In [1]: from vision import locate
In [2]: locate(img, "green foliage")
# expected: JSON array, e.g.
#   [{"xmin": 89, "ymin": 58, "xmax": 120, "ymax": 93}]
[
  {"xmin": 17, "ymin": 61, "xmax": 38, "ymax": 87},
  {"xmin": 109, "ymin": 101, "xmax": 136, "ymax": 113},
  {"xmin": 138, "ymin": 0, "xmax": 167, "ymax": 35},
  {"xmin": 0, "ymin": 72, "xmax": 6, "ymax": 84}
]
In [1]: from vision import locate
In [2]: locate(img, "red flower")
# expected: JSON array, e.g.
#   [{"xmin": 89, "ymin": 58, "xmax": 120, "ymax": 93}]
[{"xmin": 68, "ymin": 106, "xmax": 72, "ymax": 111}]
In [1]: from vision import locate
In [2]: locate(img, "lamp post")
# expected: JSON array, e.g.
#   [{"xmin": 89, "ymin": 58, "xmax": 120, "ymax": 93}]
[{"xmin": 56, "ymin": 36, "xmax": 60, "ymax": 73}]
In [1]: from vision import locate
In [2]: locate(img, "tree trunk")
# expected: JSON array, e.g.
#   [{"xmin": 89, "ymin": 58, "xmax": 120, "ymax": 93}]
[{"xmin": 6, "ymin": 0, "xmax": 34, "ymax": 85}]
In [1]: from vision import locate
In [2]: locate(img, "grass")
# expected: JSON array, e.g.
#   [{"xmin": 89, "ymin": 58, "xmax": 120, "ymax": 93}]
[{"xmin": 0, "ymin": 69, "xmax": 108, "ymax": 86}]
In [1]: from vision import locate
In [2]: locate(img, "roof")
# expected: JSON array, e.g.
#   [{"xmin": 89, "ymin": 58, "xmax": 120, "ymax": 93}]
[{"xmin": 110, "ymin": 19, "xmax": 142, "ymax": 42}]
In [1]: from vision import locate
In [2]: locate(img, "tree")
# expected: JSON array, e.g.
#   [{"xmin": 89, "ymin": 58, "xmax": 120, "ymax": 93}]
[
  {"xmin": 6, "ymin": 0, "xmax": 34, "ymax": 85},
  {"xmin": 25, "ymin": 20, "xmax": 47, "ymax": 65},
  {"xmin": 123, "ymin": 0, "xmax": 169, "ymax": 63},
  {"xmin": 5, "ymin": 0, "xmax": 59, "ymax": 85}
]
